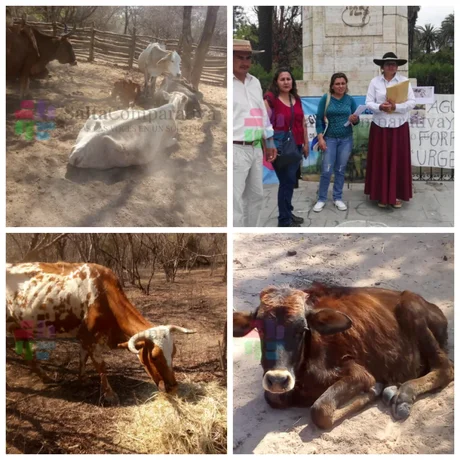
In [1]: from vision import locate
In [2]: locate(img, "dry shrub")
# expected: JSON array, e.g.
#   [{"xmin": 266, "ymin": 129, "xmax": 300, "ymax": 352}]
[{"xmin": 115, "ymin": 379, "xmax": 227, "ymax": 454}]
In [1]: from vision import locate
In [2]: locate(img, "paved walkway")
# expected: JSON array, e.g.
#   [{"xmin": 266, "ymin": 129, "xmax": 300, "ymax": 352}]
[{"xmin": 260, "ymin": 181, "xmax": 454, "ymax": 227}]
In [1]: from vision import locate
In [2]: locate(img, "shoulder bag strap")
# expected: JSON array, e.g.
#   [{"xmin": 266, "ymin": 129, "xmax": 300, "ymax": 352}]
[
  {"xmin": 289, "ymin": 95, "xmax": 294, "ymax": 132},
  {"xmin": 324, "ymin": 92, "xmax": 331, "ymax": 125}
]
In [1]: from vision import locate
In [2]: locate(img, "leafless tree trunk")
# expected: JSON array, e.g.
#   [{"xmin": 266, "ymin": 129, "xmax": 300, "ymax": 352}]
[
  {"xmin": 178, "ymin": 6, "xmax": 193, "ymax": 81},
  {"xmin": 127, "ymin": 234, "xmax": 145, "ymax": 292},
  {"xmin": 143, "ymin": 235, "xmax": 160, "ymax": 295},
  {"xmin": 257, "ymin": 6, "xmax": 273, "ymax": 72},
  {"xmin": 110, "ymin": 234, "xmax": 127, "ymax": 286},
  {"xmin": 222, "ymin": 322, "xmax": 227, "ymax": 373},
  {"xmin": 190, "ymin": 6, "xmax": 219, "ymax": 89},
  {"xmin": 22, "ymin": 234, "xmax": 68, "ymax": 262},
  {"xmin": 124, "ymin": 6, "xmax": 130, "ymax": 34}
]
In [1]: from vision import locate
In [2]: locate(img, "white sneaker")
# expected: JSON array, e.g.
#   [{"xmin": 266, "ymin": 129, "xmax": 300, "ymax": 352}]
[
  {"xmin": 334, "ymin": 200, "xmax": 347, "ymax": 211},
  {"xmin": 313, "ymin": 201, "xmax": 326, "ymax": 212}
]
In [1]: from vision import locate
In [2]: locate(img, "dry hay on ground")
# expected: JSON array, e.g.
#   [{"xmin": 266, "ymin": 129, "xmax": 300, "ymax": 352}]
[
  {"xmin": 6, "ymin": 61, "xmax": 227, "ymax": 227},
  {"xmin": 115, "ymin": 379, "xmax": 226, "ymax": 454}
]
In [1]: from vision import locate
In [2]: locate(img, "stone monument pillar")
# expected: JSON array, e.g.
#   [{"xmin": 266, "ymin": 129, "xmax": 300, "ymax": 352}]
[{"xmin": 298, "ymin": 6, "xmax": 409, "ymax": 96}]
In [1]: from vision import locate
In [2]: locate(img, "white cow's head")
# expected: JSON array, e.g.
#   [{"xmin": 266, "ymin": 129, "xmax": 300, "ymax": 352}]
[
  {"xmin": 158, "ymin": 51, "xmax": 181, "ymax": 78},
  {"xmin": 127, "ymin": 325, "xmax": 195, "ymax": 393}
]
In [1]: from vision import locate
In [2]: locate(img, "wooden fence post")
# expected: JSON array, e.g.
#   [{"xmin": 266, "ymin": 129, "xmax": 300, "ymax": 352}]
[
  {"xmin": 52, "ymin": 21, "xmax": 57, "ymax": 36},
  {"xmin": 88, "ymin": 22, "xmax": 95, "ymax": 62},
  {"xmin": 128, "ymin": 27, "xmax": 136, "ymax": 69}
]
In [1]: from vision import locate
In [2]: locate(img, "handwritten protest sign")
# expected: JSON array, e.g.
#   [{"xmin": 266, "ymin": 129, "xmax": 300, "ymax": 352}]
[{"xmin": 410, "ymin": 94, "xmax": 454, "ymax": 169}]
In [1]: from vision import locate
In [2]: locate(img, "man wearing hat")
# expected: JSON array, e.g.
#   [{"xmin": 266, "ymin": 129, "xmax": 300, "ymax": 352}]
[
  {"xmin": 233, "ymin": 39, "xmax": 277, "ymax": 227},
  {"xmin": 364, "ymin": 52, "xmax": 416, "ymax": 209}
]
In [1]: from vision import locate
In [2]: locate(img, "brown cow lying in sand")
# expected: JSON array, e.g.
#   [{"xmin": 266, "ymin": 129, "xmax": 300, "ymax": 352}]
[{"xmin": 233, "ymin": 283, "xmax": 453, "ymax": 429}]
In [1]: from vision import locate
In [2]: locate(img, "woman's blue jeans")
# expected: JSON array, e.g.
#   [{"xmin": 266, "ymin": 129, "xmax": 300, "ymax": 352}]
[
  {"xmin": 273, "ymin": 151, "xmax": 302, "ymax": 226},
  {"xmin": 318, "ymin": 135, "xmax": 353, "ymax": 202}
]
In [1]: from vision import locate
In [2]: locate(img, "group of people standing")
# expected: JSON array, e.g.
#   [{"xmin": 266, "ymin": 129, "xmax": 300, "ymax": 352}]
[{"xmin": 233, "ymin": 39, "xmax": 416, "ymax": 227}]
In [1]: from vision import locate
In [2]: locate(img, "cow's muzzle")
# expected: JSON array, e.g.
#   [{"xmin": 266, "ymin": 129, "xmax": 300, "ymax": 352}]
[
  {"xmin": 263, "ymin": 370, "xmax": 295, "ymax": 393},
  {"xmin": 158, "ymin": 380, "xmax": 179, "ymax": 394}
]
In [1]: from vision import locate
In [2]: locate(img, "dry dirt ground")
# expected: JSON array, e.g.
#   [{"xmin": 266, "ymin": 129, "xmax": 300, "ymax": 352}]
[
  {"xmin": 6, "ymin": 269, "xmax": 227, "ymax": 454},
  {"xmin": 233, "ymin": 233, "xmax": 454, "ymax": 454},
  {"xmin": 6, "ymin": 62, "xmax": 227, "ymax": 227}
]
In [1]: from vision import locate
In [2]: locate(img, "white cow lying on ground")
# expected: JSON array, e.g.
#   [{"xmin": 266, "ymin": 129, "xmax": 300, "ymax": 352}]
[
  {"xmin": 69, "ymin": 91, "xmax": 188, "ymax": 169},
  {"xmin": 138, "ymin": 42, "xmax": 181, "ymax": 98}
]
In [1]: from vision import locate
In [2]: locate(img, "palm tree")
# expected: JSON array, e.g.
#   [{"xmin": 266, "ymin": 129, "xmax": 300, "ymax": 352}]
[
  {"xmin": 438, "ymin": 14, "xmax": 454, "ymax": 50},
  {"xmin": 415, "ymin": 24, "xmax": 439, "ymax": 54}
]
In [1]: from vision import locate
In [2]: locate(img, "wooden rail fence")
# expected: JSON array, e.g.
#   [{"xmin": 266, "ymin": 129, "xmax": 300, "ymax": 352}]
[{"xmin": 14, "ymin": 20, "xmax": 227, "ymax": 87}]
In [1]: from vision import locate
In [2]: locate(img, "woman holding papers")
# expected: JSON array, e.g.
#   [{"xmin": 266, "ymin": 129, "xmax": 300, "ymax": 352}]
[
  {"xmin": 264, "ymin": 68, "xmax": 309, "ymax": 227},
  {"xmin": 365, "ymin": 52, "xmax": 416, "ymax": 208},
  {"xmin": 313, "ymin": 73, "xmax": 359, "ymax": 212}
]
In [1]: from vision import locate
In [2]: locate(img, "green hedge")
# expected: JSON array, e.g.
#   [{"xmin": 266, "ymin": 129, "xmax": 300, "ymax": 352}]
[
  {"xmin": 409, "ymin": 51, "xmax": 454, "ymax": 93},
  {"xmin": 248, "ymin": 64, "xmax": 303, "ymax": 93}
]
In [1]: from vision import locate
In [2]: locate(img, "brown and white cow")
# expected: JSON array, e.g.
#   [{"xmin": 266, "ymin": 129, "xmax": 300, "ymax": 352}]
[
  {"xmin": 6, "ymin": 22, "xmax": 77, "ymax": 98},
  {"xmin": 233, "ymin": 283, "xmax": 453, "ymax": 429},
  {"xmin": 6, "ymin": 262, "xmax": 195, "ymax": 404}
]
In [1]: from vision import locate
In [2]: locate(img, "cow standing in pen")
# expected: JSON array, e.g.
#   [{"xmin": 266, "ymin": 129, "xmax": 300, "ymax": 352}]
[
  {"xmin": 6, "ymin": 21, "xmax": 77, "ymax": 98},
  {"xmin": 233, "ymin": 283, "xmax": 453, "ymax": 429},
  {"xmin": 6, "ymin": 262, "xmax": 195, "ymax": 404},
  {"xmin": 137, "ymin": 42, "xmax": 181, "ymax": 100}
]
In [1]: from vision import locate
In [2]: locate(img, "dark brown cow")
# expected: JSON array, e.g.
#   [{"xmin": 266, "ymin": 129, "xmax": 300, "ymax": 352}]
[
  {"xmin": 6, "ymin": 23, "xmax": 77, "ymax": 98},
  {"xmin": 233, "ymin": 283, "xmax": 453, "ymax": 429},
  {"xmin": 6, "ymin": 262, "xmax": 195, "ymax": 404}
]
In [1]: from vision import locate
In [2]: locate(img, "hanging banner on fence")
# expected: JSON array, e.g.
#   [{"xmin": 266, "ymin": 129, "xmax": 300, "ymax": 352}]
[
  {"xmin": 413, "ymin": 86, "xmax": 435, "ymax": 104},
  {"xmin": 262, "ymin": 94, "xmax": 454, "ymax": 184},
  {"xmin": 410, "ymin": 94, "xmax": 454, "ymax": 169}
]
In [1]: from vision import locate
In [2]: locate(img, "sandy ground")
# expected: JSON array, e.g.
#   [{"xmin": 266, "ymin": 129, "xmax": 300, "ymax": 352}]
[
  {"xmin": 233, "ymin": 233, "xmax": 454, "ymax": 454},
  {"xmin": 6, "ymin": 62, "xmax": 226, "ymax": 227},
  {"xmin": 6, "ymin": 268, "xmax": 227, "ymax": 453}
]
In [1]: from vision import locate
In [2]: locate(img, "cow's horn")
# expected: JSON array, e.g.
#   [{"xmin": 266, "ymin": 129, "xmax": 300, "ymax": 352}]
[
  {"xmin": 166, "ymin": 325, "xmax": 196, "ymax": 334},
  {"xmin": 62, "ymin": 24, "xmax": 76, "ymax": 38},
  {"xmin": 127, "ymin": 329, "xmax": 154, "ymax": 354}
]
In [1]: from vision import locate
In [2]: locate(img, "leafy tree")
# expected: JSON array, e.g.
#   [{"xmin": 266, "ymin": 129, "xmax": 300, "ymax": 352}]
[
  {"xmin": 438, "ymin": 14, "xmax": 454, "ymax": 50},
  {"xmin": 233, "ymin": 6, "xmax": 247, "ymax": 33},
  {"xmin": 271, "ymin": 7, "xmax": 302, "ymax": 68},
  {"xmin": 415, "ymin": 24, "xmax": 439, "ymax": 54}
]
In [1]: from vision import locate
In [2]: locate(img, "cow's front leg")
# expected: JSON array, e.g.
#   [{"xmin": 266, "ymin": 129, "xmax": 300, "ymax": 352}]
[
  {"xmin": 19, "ymin": 74, "xmax": 30, "ymax": 99},
  {"xmin": 78, "ymin": 347, "xmax": 89, "ymax": 381},
  {"xmin": 87, "ymin": 345, "xmax": 119, "ymax": 405},
  {"xmin": 150, "ymin": 76, "xmax": 157, "ymax": 100},
  {"xmin": 383, "ymin": 330, "xmax": 453, "ymax": 420},
  {"xmin": 310, "ymin": 362, "xmax": 380, "ymax": 429}
]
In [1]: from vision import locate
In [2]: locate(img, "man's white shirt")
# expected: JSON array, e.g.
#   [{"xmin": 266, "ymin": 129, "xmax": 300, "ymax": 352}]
[{"xmin": 233, "ymin": 73, "xmax": 274, "ymax": 141}]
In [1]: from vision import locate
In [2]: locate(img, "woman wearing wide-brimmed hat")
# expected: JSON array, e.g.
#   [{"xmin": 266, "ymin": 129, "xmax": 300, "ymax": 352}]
[{"xmin": 365, "ymin": 52, "xmax": 416, "ymax": 209}]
